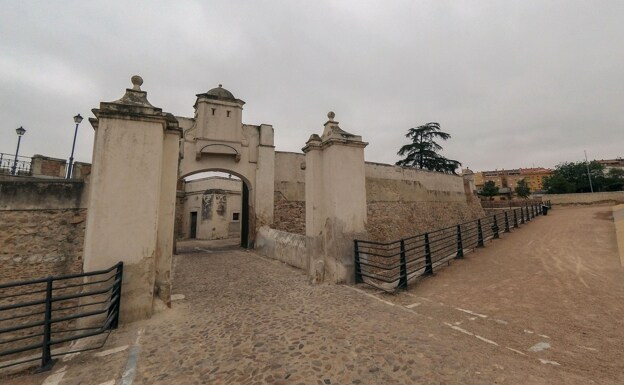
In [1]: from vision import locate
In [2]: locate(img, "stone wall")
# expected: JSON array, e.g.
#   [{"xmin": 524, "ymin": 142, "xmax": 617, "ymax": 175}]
[
  {"xmin": 544, "ymin": 191, "xmax": 624, "ymax": 205},
  {"xmin": 0, "ymin": 180, "xmax": 87, "ymax": 283},
  {"xmin": 364, "ymin": 163, "xmax": 485, "ymax": 242},
  {"xmin": 273, "ymin": 152, "xmax": 306, "ymax": 234},
  {"xmin": 0, "ymin": 209, "xmax": 86, "ymax": 283},
  {"xmin": 255, "ymin": 226, "xmax": 307, "ymax": 270},
  {"xmin": 613, "ymin": 204, "xmax": 624, "ymax": 268}
]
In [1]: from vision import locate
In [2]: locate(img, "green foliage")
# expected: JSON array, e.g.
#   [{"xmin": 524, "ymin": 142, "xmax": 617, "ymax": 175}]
[
  {"xmin": 543, "ymin": 160, "xmax": 624, "ymax": 193},
  {"xmin": 514, "ymin": 179, "xmax": 531, "ymax": 198},
  {"xmin": 395, "ymin": 122, "xmax": 461, "ymax": 174},
  {"xmin": 479, "ymin": 180, "xmax": 499, "ymax": 200}
]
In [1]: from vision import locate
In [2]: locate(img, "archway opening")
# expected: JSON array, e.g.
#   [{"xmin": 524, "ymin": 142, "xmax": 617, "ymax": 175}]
[{"xmin": 175, "ymin": 170, "xmax": 251, "ymax": 251}]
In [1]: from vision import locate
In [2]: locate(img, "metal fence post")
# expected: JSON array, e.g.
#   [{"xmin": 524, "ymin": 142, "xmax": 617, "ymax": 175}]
[
  {"xmin": 520, "ymin": 207, "xmax": 525, "ymax": 224},
  {"xmin": 477, "ymin": 219, "xmax": 484, "ymax": 247},
  {"xmin": 492, "ymin": 215, "xmax": 499, "ymax": 239},
  {"xmin": 111, "ymin": 262, "xmax": 123, "ymax": 329},
  {"xmin": 513, "ymin": 209, "xmax": 518, "ymax": 228},
  {"xmin": 455, "ymin": 224, "xmax": 464, "ymax": 259},
  {"xmin": 424, "ymin": 233, "xmax": 433, "ymax": 275},
  {"xmin": 526, "ymin": 205, "xmax": 531, "ymax": 221},
  {"xmin": 40, "ymin": 277, "xmax": 53, "ymax": 371},
  {"xmin": 399, "ymin": 239, "xmax": 408, "ymax": 288},
  {"xmin": 504, "ymin": 212, "xmax": 510, "ymax": 233},
  {"xmin": 354, "ymin": 240, "xmax": 363, "ymax": 284}
]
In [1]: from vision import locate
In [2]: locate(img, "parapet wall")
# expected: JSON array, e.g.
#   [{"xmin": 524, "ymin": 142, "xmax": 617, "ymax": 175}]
[
  {"xmin": 270, "ymin": 154, "xmax": 485, "ymax": 243},
  {"xmin": 0, "ymin": 180, "xmax": 87, "ymax": 283},
  {"xmin": 544, "ymin": 191, "xmax": 624, "ymax": 205},
  {"xmin": 365, "ymin": 163, "xmax": 485, "ymax": 242}
]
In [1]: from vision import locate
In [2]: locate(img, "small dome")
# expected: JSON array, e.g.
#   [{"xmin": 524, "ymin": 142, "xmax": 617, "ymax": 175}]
[{"xmin": 205, "ymin": 84, "xmax": 235, "ymax": 101}]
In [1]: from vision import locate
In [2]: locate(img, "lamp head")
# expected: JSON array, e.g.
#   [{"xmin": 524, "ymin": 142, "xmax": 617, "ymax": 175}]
[
  {"xmin": 74, "ymin": 114, "xmax": 83, "ymax": 124},
  {"xmin": 15, "ymin": 126, "xmax": 26, "ymax": 136}
]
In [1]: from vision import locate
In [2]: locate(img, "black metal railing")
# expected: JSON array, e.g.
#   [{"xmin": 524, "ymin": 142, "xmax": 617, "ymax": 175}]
[
  {"xmin": 354, "ymin": 202, "xmax": 551, "ymax": 291},
  {"xmin": 0, "ymin": 262, "xmax": 123, "ymax": 372},
  {"xmin": 0, "ymin": 153, "xmax": 32, "ymax": 176}
]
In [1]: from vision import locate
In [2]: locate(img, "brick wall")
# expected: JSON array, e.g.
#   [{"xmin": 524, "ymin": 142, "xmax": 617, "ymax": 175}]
[{"xmin": 0, "ymin": 209, "xmax": 86, "ymax": 283}]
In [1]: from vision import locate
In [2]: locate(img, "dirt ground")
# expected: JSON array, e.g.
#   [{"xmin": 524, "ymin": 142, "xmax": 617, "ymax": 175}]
[{"xmin": 3, "ymin": 205, "xmax": 623, "ymax": 384}]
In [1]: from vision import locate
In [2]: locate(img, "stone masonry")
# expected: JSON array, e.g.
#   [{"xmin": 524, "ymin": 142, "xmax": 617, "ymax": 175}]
[{"xmin": 0, "ymin": 209, "xmax": 86, "ymax": 283}]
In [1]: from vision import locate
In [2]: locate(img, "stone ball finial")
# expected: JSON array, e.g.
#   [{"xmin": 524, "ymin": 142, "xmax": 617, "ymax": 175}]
[
  {"xmin": 131, "ymin": 75, "xmax": 143, "ymax": 91},
  {"xmin": 327, "ymin": 111, "xmax": 335, "ymax": 120},
  {"xmin": 218, "ymin": 84, "xmax": 223, "ymax": 88}
]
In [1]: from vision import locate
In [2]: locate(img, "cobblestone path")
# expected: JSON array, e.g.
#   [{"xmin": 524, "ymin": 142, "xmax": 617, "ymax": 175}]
[{"xmin": 4, "ymin": 206, "xmax": 623, "ymax": 384}]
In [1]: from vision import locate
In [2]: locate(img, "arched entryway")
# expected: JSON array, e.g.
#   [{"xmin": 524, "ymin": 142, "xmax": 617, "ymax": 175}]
[{"xmin": 177, "ymin": 169, "xmax": 252, "ymax": 249}]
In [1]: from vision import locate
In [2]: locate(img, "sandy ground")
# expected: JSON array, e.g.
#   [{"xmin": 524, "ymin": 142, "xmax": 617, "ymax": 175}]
[{"xmin": 3, "ymin": 206, "xmax": 623, "ymax": 384}]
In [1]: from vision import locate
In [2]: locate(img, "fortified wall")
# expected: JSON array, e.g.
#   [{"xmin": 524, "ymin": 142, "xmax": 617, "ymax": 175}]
[
  {"xmin": 271, "ymin": 153, "xmax": 484, "ymax": 242},
  {"xmin": 0, "ymin": 180, "xmax": 87, "ymax": 282}
]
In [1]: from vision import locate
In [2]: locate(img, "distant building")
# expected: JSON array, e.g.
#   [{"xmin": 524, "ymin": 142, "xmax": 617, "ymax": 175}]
[
  {"xmin": 473, "ymin": 167, "xmax": 553, "ymax": 199},
  {"xmin": 597, "ymin": 158, "xmax": 624, "ymax": 173}
]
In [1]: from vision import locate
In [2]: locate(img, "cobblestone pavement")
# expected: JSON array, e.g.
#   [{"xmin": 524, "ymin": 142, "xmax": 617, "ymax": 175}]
[{"xmin": 4, "ymin": 206, "xmax": 623, "ymax": 384}]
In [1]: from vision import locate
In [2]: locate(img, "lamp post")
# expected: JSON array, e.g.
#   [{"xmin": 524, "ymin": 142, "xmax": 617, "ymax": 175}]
[
  {"xmin": 584, "ymin": 150, "xmax": 594, "ymax": 193},
  {"xmin": 11, "ymin": 126, "xmax": 26, "ymax": 175},
  {"xmin": 67, "ymin": 114, "xmax": 83, "ymax": 179}
]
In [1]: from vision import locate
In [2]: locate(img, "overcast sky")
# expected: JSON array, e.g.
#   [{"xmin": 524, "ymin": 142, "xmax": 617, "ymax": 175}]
[{"xmin": 1, "ymin": 0, "xmax": 622, "ymax": 171}]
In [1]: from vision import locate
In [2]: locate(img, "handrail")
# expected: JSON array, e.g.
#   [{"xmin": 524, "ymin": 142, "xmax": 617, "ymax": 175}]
[
  {"xmin": 0, "ymin": 262, "xmax": 123, "ymax": 372},
  {"xmin": 355, "ymin": 201, "xmax": 551, "ymax": 291}
]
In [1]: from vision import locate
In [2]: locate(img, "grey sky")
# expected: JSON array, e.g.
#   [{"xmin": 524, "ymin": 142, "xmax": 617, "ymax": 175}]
[{"xmin": 1, "ymin": 0, "xmax": 622, "ymax": 171}]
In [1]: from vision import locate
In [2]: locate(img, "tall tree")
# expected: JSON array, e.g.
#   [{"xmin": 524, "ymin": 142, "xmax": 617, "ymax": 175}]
[
  {"xmin": 515, "ymin": 179, "xmax": 531, "ymax": 198},
  {"xmin": 395, "ymin": 122, "xmax": 461, "ymax": 174},
  {"xmin": 479, "ymin": 180, "xmax": 499, "ymax": 200}
]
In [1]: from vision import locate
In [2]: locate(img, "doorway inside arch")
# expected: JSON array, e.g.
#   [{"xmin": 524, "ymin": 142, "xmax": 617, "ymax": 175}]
[{"xmin": 176, "ymin": 171, "xmax": 250, "ymax": 251}]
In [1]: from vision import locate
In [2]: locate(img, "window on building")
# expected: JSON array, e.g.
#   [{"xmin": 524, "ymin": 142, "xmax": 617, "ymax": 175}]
[
  {"xmin": 211, "ymin": 108, "xmax": 216, "ymax": 115},
  {"xmin": 226, "ymin": 110, "xmax": 231, "ymax": 117},
  {"xmin": 232, "ymin": 212, "xmax": 240, "ymax": 221}
]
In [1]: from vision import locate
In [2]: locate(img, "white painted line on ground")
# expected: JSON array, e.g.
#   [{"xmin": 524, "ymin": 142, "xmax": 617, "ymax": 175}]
[
  {"xmin": 523, "ymin": 329, "xmax": 534, "ymax": 334},
  {"xmin": 538, "ymin": 334, "xmax": 551, "ymax": 339},
  {"xmin": 98, "ymin": 380, "xmax": 116, "ymax": 385},
  {"xmin": 344, "ymin": 286, "xmax": 395, "ymax": 306},
  {"xmin": 528, "ymin": 342, "xmax": 551, "ymax": 352},
  {"xmin": 443, "ymin": 322, "xmax": 473, "ymax": 336},
  {"xmin": 493, "ymin": 319, "xmax": 508, "ymax": 325},
  {"xmin": 456, "ymin": 308, "xmax": 488, "ymax": 318},
  {"xmin": 475, "ymin": 335, "xmax": 498, "ymax": 346},
  {"xmin": 120, "ymin": 328, "xmax": 145, "ymax": 385},
  {"xmin": 54, "ymin": 366, "xmax": 67, "ymax": 373},
  {"xmin": 579, "ymin": 345, "xmax": 598, "ymax": 352},
  {"xmin": 95, "ymin": 345, "xmax": 129, "ymax": 357},
  {"xmin": 403, "ymin": 292, "xmax": 432, "ymax": 302},
  {"xmin": 405, "ymin": 302, "xmax": 421, "ymax": 308},
  {"xmin": 171, "ymin": 294, "xmax": 186, "ymax": 301},
  {"xmin": 42, "ymin": 366, "xmax": 67, "ymax": 385},
  {"xmin": 538, "ymin": 358, "xmax": 560, "ymax": 366},
  {"xmin": 62, "ymin": 352, "xmax": 80, "ymax": 362},
  {"xmin": 506, "ymin": 347, "xmax": 527, "ymax": 356}
]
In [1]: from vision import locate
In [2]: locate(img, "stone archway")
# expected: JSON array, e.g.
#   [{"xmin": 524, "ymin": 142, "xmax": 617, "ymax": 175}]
[
  {"xmin": 83, "ymin": 78, "xmax": 275, "ymax": 322},
  {"xmin": 178, "ymin": 169, "xmax": 253, "ymax": 249}
]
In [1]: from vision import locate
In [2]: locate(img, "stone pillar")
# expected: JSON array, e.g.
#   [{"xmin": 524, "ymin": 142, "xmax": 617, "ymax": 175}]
[
  {"xmin": 83, "ymin": 76, "xmax": 181, "ymax": 323},
  {"xmin": 303, "ymin": 112, "xmax": 368, "ymax": 284}
]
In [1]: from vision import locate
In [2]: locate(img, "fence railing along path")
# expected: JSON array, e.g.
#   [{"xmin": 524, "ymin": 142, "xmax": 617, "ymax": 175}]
[
  {"xmin": 0, "ymin": 262, "xmax": 123, "ymax": 373},
  {"xmin": 354, "ymin": 202, "xmax": 550, "ymax": 292},
  {"xmin": 0, "ymin": 153, "xmax": 32, "ymax": 176}
]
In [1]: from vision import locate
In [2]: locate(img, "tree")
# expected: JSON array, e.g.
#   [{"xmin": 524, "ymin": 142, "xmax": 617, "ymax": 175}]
[
  {"xmin": 479, "ymin": 180, "xmax": 499, "ymax": 200},
  {"xmin": 515, "ymin": 179, "xmax": 531, "ymax": 198},
  {"xmin": 543, "ymin": 161, "xmax": 606, "ymax": 193},
  {"xmin": 396, "ymin": 122, "xmax": 461, "ymax": 174},
  {"xmin": 605, "ymin": 168, "xmax": 624, "ymax": 191}
]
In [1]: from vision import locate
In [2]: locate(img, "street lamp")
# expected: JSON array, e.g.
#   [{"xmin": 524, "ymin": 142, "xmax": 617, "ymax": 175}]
[
  {"xmin": 67, "ymin": 114, "xmax": 83, "ymax": 179},
  {"xmin": 11, "ymin": 126, "xmax": 26, "ymax": 175}
]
